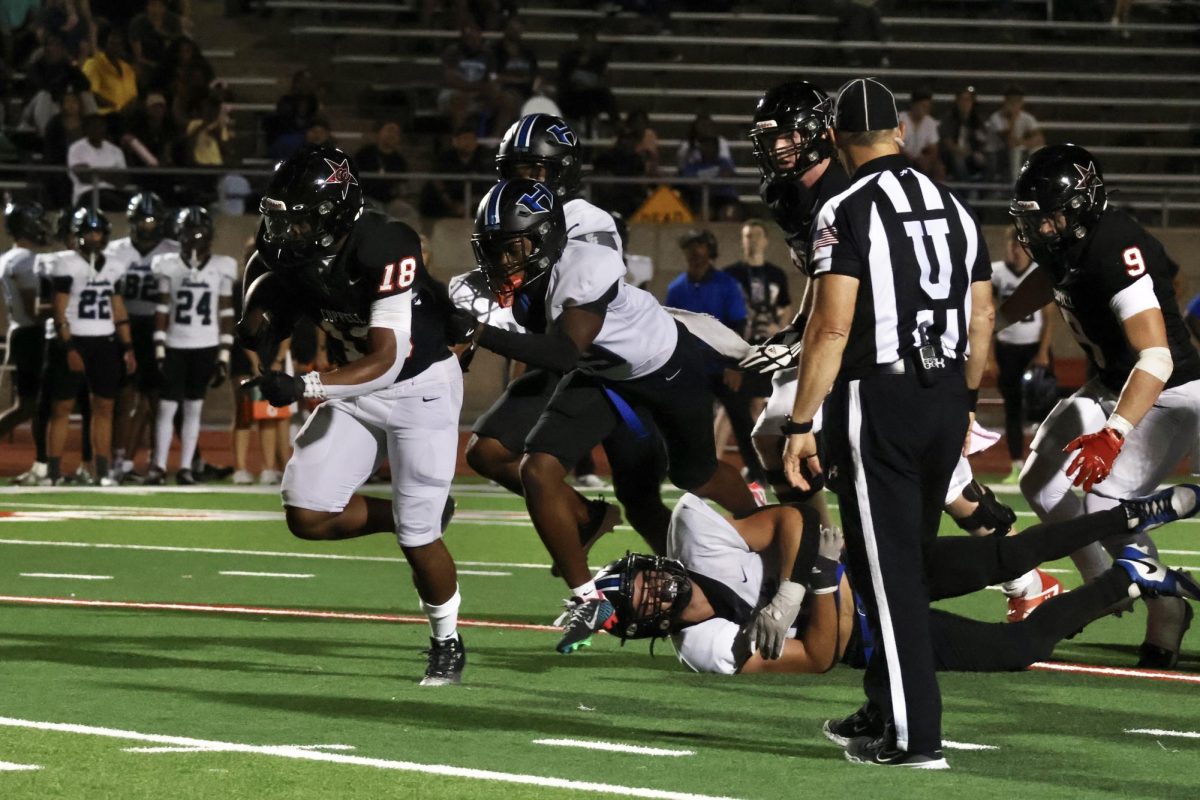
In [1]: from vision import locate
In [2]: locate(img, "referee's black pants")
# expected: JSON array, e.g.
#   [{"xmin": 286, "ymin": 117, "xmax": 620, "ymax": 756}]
[{"xmin": 822, "ymin": 369, "xmax": 967, "ymax": 756}]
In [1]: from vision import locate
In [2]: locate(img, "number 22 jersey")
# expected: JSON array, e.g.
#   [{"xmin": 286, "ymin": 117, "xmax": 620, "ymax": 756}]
[{"xmin": 50, "ymin": 251, "xmax": 131, "ymax": 337}]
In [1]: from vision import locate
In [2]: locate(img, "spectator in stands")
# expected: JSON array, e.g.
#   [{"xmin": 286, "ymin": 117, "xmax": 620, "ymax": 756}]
[
  {"xmin": 676, "ymin": 112, "xmax": 732, "ymax": 171},
  {"xmin": 899, "ymin": 88, "xmax": 945, "ymax": 180},
  {"xmin": 21, "ymin": 31, "xmax": 91, "ymax": 136},
  {"xmin": 154, "ymin": 37, "xmax": 215, "ymax": 123},
  {"xmin": 265, "ymin": 68, "xmax": 320, "ymax": 160},
  {"xmin": 0, "ymin": 0, "xmax": 39, "ymax": 65},
  {"xmin": 122, "ymin": 91, "xmax": 176, "ymax": 198},
  {"xmin": 939, "ymin": 84, "xmax": 988, "ymax": 182},
  {"xmin": 82, "ymin": 22, "xmax": 139, "ymax": 124},
  {"xmin": 492, "ymin": 17, "xmax": 540, "ymax": 115},
  {"xmin": 986, "ymin": 85, "xmax": 1044, "ymax": 184},
  {"xmin": 419, "ymin": 123, "xmax": 492, "ymax": 218},
  {"xmin": 304, "ymin": 118, "xmax": 333, "ymax": 148},
  {"xmin": 183, "ymin": 93, "xmax": 232, "ymax": 166},
  {"xmin": 129, "ymin": 0, "xmax": 184, "ymax": 84},
  {"xmin": 624, "ymin": 108, "xmax": 659, "ymax": 176},
  {"xmin": 834, "ymin": 0, "xmax": 888, "ymax": 68},
  {"xmin": 67, "ymin": 112, "xmax": 127, "ymax": 209},
  {"xmin": 592, "ymin": 125, "xmax": 650, "ymax": 218},
  {"xmin": 355, "ymin": 120, "xmax": 414, "ymax": 218},
  {"xmin": 439, "ymin": 23, "xmax": 498, "ymax": 136},
  {"xmin": 722, "ymin": 219, "xmax": 790, "ymax": 346},
  {"xmin": 678, "ymin": 135, "xmax": 741, "ymax": 221},
  {"xmin": 44, "ymin": 88, "xmax": 85, "ymax": 205},
  {"xmin": 33, "ymin": 0, "xmax": 94, "ymax": 62},
  {"xmin": 556, "ymin": 28, "xmax": 618, "ymax": 137}
]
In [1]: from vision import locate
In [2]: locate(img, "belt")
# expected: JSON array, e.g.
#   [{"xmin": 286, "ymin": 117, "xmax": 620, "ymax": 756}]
[{"xmin": 841, "ymin": 354, "xmax": 963, "ymax": 381}]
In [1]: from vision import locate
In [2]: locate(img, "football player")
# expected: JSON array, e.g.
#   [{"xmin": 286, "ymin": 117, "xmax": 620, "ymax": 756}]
[
  {"xmin": 741, "ymin": 80, "xmax": 1054, "ymax": 621},
  {"xmin": 106, "ymin": 192, "xmax": 180, "ymax": 481},
  {"xmin": 44, "ymin": 208, "xmax": 136, "ymax": 485},
  {"xmin": 237, "ymin": 145, "xmax": 466, "ymax": 686},
  {"xmin": 1004, "ymin": 143, "xmax": 1200, "ymax": 668},
  {"xmin": 448, "ymin": 178, "xmax": 758, "ymax": 654},
  {"xmin": 0, "ymin": 202, "xmax": 52, "ymax": 476},
  {"xmin": 598, "ymin": 484, "xmax": 1200, "ymax": 686},
  {"xmin": 146, "ymin": 207, "xmax": 236, "ymax": 485},
  {"xmin": 455, "ymin": 113, "xmax": 671, "ymax": 561}
]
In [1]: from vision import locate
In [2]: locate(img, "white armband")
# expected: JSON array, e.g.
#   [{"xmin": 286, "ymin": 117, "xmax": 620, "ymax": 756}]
[
  {"xmin": 1133, "ymin": 346, "xmax": 1173, "ymax": 382},
  {"xmin": 155, "ymin": 304, "xmax": 169, "ymax": 315},
  {"xmin": 217, "ymin": 348, "xmax": 231, "ymax": 365},
  {"xmin": 218, "ymin": 308, "xmax": 235, "ymax": 319},
  {"xmin": 218, "ymin": 333, "xmax": 234, "ymax": 347},
  {"xmin": 152, "ymin": 330, "xmax": 167, "ymax": 343},
  {"xmin": 1106, "ymin": 412, "xmax": 1134, "ymax": 437}
]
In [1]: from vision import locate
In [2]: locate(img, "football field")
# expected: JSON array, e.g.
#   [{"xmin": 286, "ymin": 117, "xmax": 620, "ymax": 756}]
[{"xmin": 0, "ymin": 481, "xmax": 1197, "ymax": 799}]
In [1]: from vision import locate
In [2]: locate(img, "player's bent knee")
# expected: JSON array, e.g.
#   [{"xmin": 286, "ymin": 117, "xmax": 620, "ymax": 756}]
[
  {"xmin": 284, "ymin": 505, "xmax": 340, "ymax": 540},
  {"xmin": 465, "ymin": 434, "xmax": 512, "ymax": 478},
  {"xmin": 519, "ymin": 452, "xmax": 565, "ymax": 493}
]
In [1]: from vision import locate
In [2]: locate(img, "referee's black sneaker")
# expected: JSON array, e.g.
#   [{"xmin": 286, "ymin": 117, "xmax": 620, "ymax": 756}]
[
  {"xmin": 844, "ymin": 735, "xmax": 949, "ymax": 770},
  {"xmin": 822, "ymin": 702, "xmax": 884, "ymax": 746},
  {"xmin": 420, "ymin": 634, "xmax": 465, "ymax": 686}
]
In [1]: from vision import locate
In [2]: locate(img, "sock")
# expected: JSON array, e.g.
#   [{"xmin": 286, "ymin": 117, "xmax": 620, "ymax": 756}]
[
  {"xmin": 1001, "ymin": 569, "xmax": 1040, "ymax": 599},
  {"xmin": 33, "ymin": 391, "xmax": 49, "ymax": 461},
  {"xmin": 421, "ymin": 586, "xmax": 461, "ymax": 641},
  {"xmin": 94, "ymin": 455, "xmax": 109, "ymax": 480},
  {"xmin": 154, "ymin": 399, "xmax": 178, "ymax": 470},
  {"xmin": 113, "ymin": 447, "xmax": 126, "ymax": 470},
  {"xmin": 179, "ymin": 400, "xmax": 203, "ymax": 472},
  {"xmin": 47, "ymin": 456, "xmax": 61, "ymax": 481},
  {"xmin": 571, "ymin": 579, "xmax": 600, "ymax": 600}
]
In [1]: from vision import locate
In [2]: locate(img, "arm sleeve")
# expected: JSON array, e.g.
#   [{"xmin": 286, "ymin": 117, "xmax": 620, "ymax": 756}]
[
  {"xmin": 477, "ymin": 324, "xmax": 581, "ymax": 373},
  {"xmin": 368, "ymin": 290, "xmax": 413, "ymax": 337}
]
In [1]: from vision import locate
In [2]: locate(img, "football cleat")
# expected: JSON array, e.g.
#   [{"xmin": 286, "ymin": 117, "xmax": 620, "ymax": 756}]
[
  {"xmin": 1122, "ymin": 484, "xmax": 1200, "ymax": 534},
  {"xmin": 119, "ymin": 469, "xmax": 146, "ymax": 485},
  {"xmin": 144, "ymin": 466, "xmax": 166, "ymax": 486},
  {"xmin": 197, "ymin": 462, "xmax": 235, "ymax": 482},
  {"xmin": 822, "ymin": 703, "xmax": 885, "ymax": 747},
  {"xmin": 1137, "ymin": 602, "xmax": 1192, "ymax": 670},
  {"xmin": 556, "ymin": 596, "xmax": 615, "ymax": 654},
  {"xmin": 550, "ymin": 500, "xmax": 621, "ymax": 578},
  {"xmin": 176, "ymin": 468, "xmax": 196, "ymax": 486},
  {"xmin": 1006, "ymin": 570, "xmax": 1063, "ymax": 623},
  {"xmin": 12, "ymin": 462, "xmax": 49, "ymax": 486},
  {"xmin": 231, "ymin": 469, "xmax": 255, "ymax": 485},
  {"xmin": 66, "ymin": 465, "xmax": 96, "ymax": 486},
  {"xmin": 420, "ymin": 634, "xmax": 466, "ymax": 686},
  {"xmin": 1116, "ymin": 545, "xmax": 1200, "ymax": 601},
  {"xmin": 844, "ymin": 736, "xmax": 949, "ymax": 770},
  {"xmin": 98, "ymin": 473, "xmax": 120, "ymax": 487},
  {"xmin": 258, "ymin": 469, "xmax": 282, "ymax": 485}
]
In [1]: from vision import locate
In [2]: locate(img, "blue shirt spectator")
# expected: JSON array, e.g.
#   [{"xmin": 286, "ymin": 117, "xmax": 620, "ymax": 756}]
[{"xmin": 666, "ymin": 230, "xmax": 747, "ymax": 333}]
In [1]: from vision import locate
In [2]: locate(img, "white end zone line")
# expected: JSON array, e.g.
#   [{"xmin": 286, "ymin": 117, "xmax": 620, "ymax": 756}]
[
  {"xmin": 533, "ymin": 739, "xmax": 694, "ymax": 757},
  {"xmin": 0, "ymin": 760, "xmax": 42, "ymax": 771},
  {"xmin": 1030, "ymin": 661, "xmax": 1200, "ymax": 684},
  {"xmin": 19, "ymin": 573, "xmax": 112, "ymax": 580},
  {"xmin": 942, "ymin": 741, "xmax": 998, "ymax": 751},
  {"xmin": 0, "ymin": 717, "xmax": 741, "ymax": 800},
  {"xmin": 1125, "ymin": 729, "xmax": 1200, "ymax": 739}
]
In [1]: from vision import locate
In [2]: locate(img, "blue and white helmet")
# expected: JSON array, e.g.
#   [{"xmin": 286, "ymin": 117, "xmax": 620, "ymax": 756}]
[
  {"xmin": 496, "ymin": 113, "xmax": 582, "ymax": 198},
  {"xmin": 471, "ymin": 179, "xmax": 566, "ymax": 305},
  {"xmin": 594, "ymin": 552, "xmax": 693, "ymax": 642}
]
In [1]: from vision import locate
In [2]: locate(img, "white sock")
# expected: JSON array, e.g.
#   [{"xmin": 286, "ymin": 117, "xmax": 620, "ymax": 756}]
[
  {"xmin": 1001, "ymin": 569, "xmax": 1040, "ymax": 599},
  {"xmin": 421, "ymin": 586, "xmax": 461, "ymax": 641},
  {"xmin": 179, "ymin": 399, "xmax": 203, "ymax": 472},
  {"xmin": 154, "ymin": 400, "xmax": 178, "ymax": 470},
  {"xmin": 571, "ymin": 579, "xmax": 600, "ymax": 600}
]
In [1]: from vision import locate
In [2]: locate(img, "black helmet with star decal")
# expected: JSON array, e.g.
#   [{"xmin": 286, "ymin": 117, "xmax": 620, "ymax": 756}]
[
  {"xmin": 1010, "ymin": 143, "xmax": 1107, "ymax": 265},
  {"xmin": 258, "ymin": 144, "xmax": 363, "ymax": 268}
]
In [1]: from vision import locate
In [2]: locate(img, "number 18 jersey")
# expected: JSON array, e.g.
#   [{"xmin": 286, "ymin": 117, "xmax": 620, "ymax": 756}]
[{"xmin": 152, "ymin": 253, "xmax": 237, "ymax": 349}]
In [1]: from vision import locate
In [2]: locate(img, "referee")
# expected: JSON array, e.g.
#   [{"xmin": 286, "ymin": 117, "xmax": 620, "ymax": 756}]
[{"xmin": 781, "ymin": 77, "xmax": 994, "ymax": 769}]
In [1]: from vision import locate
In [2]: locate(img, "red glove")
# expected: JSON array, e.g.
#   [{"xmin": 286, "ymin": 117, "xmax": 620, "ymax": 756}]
[{"xmin": 1064, "ymin": 428, "xmax": 1125, "ymax": 492}]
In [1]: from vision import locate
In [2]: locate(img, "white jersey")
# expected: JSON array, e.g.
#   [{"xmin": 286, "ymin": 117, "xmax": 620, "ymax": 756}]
[
  {"xmin": 667, "ymin": 494, "xmax": 775, "ymax": 676},
  {"xmin": 0, "ymin": 246, "xmax": 39, "ymax": 330},
  {"xmin": 51, "ymin": 250, "xmax": 131, "ymax": 337},
  {"xmin": 449, "ymin": 268, "xmax": 523, "ymax": 332},
  {"xmin": 106, "ymin": 236, "xmax": 180, "ymax": 317},
  {"xmin": 153, "ymin": 253, "xmax": 237, "ymax": 349},
  {"xmin": 564, "ymin": 197, "xmax": 623, "ymax": 259},
  {"xmin": 992, "ymin": 259, "xmax": 1044, "ymax": 346}
]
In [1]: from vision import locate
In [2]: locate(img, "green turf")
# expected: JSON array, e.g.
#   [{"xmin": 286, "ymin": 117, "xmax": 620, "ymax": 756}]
[{"xmin": 0, "ymin": 482, "xmax": 1198, "ymax": 799}]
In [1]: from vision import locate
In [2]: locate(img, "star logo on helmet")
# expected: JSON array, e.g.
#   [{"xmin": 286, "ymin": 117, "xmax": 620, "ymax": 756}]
[
  {"xmin": 1073, "ymin": 161, "xmax": 1102, "ymax": 204},
  {"xmin": 323, "ymin": 158, "xmax": 358, "ymax": 200}
]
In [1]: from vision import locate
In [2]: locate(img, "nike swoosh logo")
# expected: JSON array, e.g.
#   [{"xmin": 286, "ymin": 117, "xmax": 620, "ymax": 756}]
[
  {"xmin": 740, "ymin": 567, "xmax": 748, "ymax": 583},
  {"xmin": 422, "ymin": 396, "xmax": 438, "ymax": 402},
  {"xmin": 665, "ymin": 369, "xmax": 681, "ymax": 382}
]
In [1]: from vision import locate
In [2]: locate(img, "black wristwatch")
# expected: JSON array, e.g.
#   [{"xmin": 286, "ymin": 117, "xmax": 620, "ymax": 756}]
[{"xmin": 781, "ymin": 416, "xmax": 814, "ymax": 435}]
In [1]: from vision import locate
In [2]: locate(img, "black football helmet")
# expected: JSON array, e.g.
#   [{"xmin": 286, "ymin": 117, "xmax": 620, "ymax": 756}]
[
  {"xmin": 4, "ymin": 200, "xmax": 50, "ymax": 245},
  {"xmin": 472, "ymin": 179, "xmax": 566, "ymax": 306},
  {"xmin": 174, "ymin": 205, "xmax": 213, "ymax": 262},
  {"xmin": 126, "ymin": 191, "xmax": 169, "ymax": 250},
  {"xmin": 258, "ymin": 144, "xmax": 363, "ymax": 269},
  {"xmin": 594, "ymin": 552, "xmax": 694, "ymax": 643},
  {"xmin": 496, "ymin": 114, "xmax": 582, "ymax": 198},
  {"xmin": 1010, "ymin": 143, "xmax": 1107, "ymax": 263},
  {"xmin": 1021, "ymin": 364, "xmax": 1059, "ymax": 423},
  {"xmin": 749, "ymin": 80, "xmax": 835, "ymax": 182},
  {"xmin": 70, "ymin": 207, "xmax": 111, "ymax": 254}
]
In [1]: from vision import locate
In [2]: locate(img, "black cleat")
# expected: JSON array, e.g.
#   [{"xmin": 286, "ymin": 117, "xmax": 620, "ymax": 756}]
[
  {"xmin": 197, "ymin": 463, "xmax": 235, "ymax": 482},
  {"xmin": 822, "ymin": 702, "xmax": 885, "ymax": 747},
  {"xmin": 420, "ymin": 634, "xmax": 465, "ymax": 686},
  {"xmin": 144, "ymin": 466, "xmax": 166, "ymax": 486},
  {"xmin": 555, "ymin": 596, "xmax": 615, "ymax": 654},
  {"xmin": 844, "ymin": 736, "xmax": 949, "ymax": 769},
  {"xmin": 175, "ymin": 468, "xmax": 196, "ymax": 486}
]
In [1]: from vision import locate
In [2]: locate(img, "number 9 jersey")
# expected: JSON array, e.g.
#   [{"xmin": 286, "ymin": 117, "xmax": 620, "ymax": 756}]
[
  {"xmin": 50, "ymin": 251, "xmax": 132, "ymax": 337},
  {"xmin": 152, "ymin": 253, "xmax": 238, "ymax": 348}
]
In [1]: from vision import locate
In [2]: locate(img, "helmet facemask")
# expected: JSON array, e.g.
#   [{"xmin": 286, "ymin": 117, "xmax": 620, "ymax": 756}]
[
  {"xmin": 472, "ymin": 224, "xmax": 556, "ymax": 307},
  {"xmin": 130, "ymin": 214, "xmax": 164, "ymax": 249},
  {"xmin": 259, "ymin": 197, "xmax": 346, "ymax": 264},
  {"xmin": 750, "ymin": 106, "xmax": 833, "ymax": 182},
  {"xmin": 595, "ymin": 553, "xmax": 694, "ymax": 646}
]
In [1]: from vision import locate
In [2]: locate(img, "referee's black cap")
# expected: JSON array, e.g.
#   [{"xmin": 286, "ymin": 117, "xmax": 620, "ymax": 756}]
[{"xmin": 834, "ymin": 77, "xmax": 899, "ymax": 133}]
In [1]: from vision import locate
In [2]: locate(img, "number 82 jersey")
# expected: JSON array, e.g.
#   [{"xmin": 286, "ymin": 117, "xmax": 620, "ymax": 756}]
[{"xmin": 152, "ymin": 253, "xmax": 237, "ymax": 349}]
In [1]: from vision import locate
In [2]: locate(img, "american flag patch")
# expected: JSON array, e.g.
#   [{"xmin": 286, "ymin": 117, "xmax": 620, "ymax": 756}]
[{"xmin": 812, "ymin": 225, "xmax": 839, "ymax": 249}]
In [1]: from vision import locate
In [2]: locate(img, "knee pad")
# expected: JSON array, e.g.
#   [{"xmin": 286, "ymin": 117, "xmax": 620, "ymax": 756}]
[{"xmin": 954, "ymin": 479, "xmax": 1017, "ymax": 536}]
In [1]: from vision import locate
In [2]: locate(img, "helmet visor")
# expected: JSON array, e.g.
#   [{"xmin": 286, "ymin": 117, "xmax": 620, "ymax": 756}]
[
  {"xmin": 1010, "ymin": 205, "xmax": 1068, "ymax": 251},
  {"xmin": 260, "ymin": 201, "xmax": 320, "ymax": 247},
  {"xmin": 472, "ymin": 232, "xmax": 536, "ymax": 306}
]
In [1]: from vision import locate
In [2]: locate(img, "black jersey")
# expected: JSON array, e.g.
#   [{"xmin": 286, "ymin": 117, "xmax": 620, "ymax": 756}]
[
  {"xmin": 1053, "ymin": 208, "xmax": 1200, "ymax": 393},
  {"xmin": 249, "ymin": 211, "xmax": 452, "ymax": 382},
  {"xmin": 761, "ymin": 159, "xmax": 851, "ymax": 276}
]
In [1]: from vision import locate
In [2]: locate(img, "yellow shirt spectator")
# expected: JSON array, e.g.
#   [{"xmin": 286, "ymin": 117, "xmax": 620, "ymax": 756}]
[
  {"xmin": 186, "ymin": 117, "xmax": 232, "ymax": 165},
  {"xmin": 82, "ymin": 52, "xmax": 139, "ymax": 115}
]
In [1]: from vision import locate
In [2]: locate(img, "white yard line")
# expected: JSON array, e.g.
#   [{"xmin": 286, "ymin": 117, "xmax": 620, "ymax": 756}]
[
  {"xmin": 124, "ymin": 743, "xmax": 358, "ymax": 754},
  {"xmin": 0, "ymin": 717, "xmax": 740, "ymax": 800},
  {"xmin": 942, "ymin": 741, "xmax": 998, "ymax": 751},
  {"xmin": 219, "ymin": 571, "xmax": 314, "ymax": 579},
  {"xmin": 1030, "ymin": 661, "xmax": 1200, "ymax": 685},
  {"xmin": 533, "ymin": 738, "xmax": 694, "ymax": 757},
  {"xmin": 0, "ymin": 760, "xmax": 42, "ymax": 771},
  {"xmin": 19, "ymin": 573, "xmax": 112, "ymax": 580},
  {"xmin": 1125, "ymin": 728, "xmax": 1200, "ymax": 739},
  {"xmin": 457, "ymin": 570, "xmax": 513, "ymax": 577}
]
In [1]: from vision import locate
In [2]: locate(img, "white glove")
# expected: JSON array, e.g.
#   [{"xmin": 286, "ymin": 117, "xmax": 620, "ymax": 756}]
[
  {"xmin": 810, "ymin": 525, "xmax": 845, "ymax": 595},
  {"xmin": 739, "ymin": 339, "xmax": 803, "ymax": 375},
  {"xmin": 747, "ymin": 579, "xmax": 807, "ymax": 660}
]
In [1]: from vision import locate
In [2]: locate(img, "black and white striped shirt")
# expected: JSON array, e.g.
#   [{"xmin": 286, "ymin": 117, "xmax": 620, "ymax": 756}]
[{"xmin": 809, "ymin": 154, "xmax": 990, "ymax": 372}]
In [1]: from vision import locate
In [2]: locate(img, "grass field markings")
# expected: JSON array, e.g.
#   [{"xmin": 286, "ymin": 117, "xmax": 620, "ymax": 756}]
[
  {"xmin": 0, "ymin": 538, "xmax": 558, "ymax": 569},
  {"xmin": 0, "ymin": 595, "xmax": 561, "ymax": 632},
  {"xmin": 18, "ymin": 573, "xmax": 113, "ymax": 580},
  {"xmin": 123, "ymin": 743, "xmax": 359, "ymax": 754},
  {"xmin": 1125, "ymin": 729, "xmax": 1200, "ymax": 739},
  {"xmin": 1030, "ymin": 661, "xmax": 1200, "ymax": 684},
  {"xmin": 941, "ymin": 741, "xmax": 998, "ymax": 751},
  {"xmin": 218, "ymin": 571, "xmax": 315, "ymax": 579},
  {"xmin": 532, "ymin": 739, "xmax": 694, "ymax": 757},
  {"xmin": 0, "ymin": 717, "xmax": 742, "ymax": 800},
  {"xmin": 0, "ymin": 509, "xmax": 286, "ymax": 523},
  {"xmin": 458, "ymin": 570, "xmax": 514, "ymax": 577},
  {"xmin": 0, "ymin": 760, "xmax": 43, "ymax": 771}
]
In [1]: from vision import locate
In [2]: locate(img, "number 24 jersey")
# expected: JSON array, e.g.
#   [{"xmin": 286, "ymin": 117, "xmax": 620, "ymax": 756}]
[{"xmin": 152, "ymin": 253, "xmax": 237, "ymax": 349}]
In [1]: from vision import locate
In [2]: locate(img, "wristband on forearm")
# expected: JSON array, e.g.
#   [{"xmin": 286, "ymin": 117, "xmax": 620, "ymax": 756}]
[{"xmin": 809, "ymin": 555, "xmax": 841, "ymax": 595}]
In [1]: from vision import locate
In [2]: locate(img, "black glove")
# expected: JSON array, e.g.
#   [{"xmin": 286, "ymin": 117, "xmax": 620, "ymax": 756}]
[
  {"xmin": 209, "ymin": 356, "xmax": 229, "ymax": 389},
  {"xmin": 445, "ymin": 307, "xmax": 480, "ymax": 345},
  {"xmin": 247, "ymin": 370, "xmax": 304, "ymax": 407}
]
